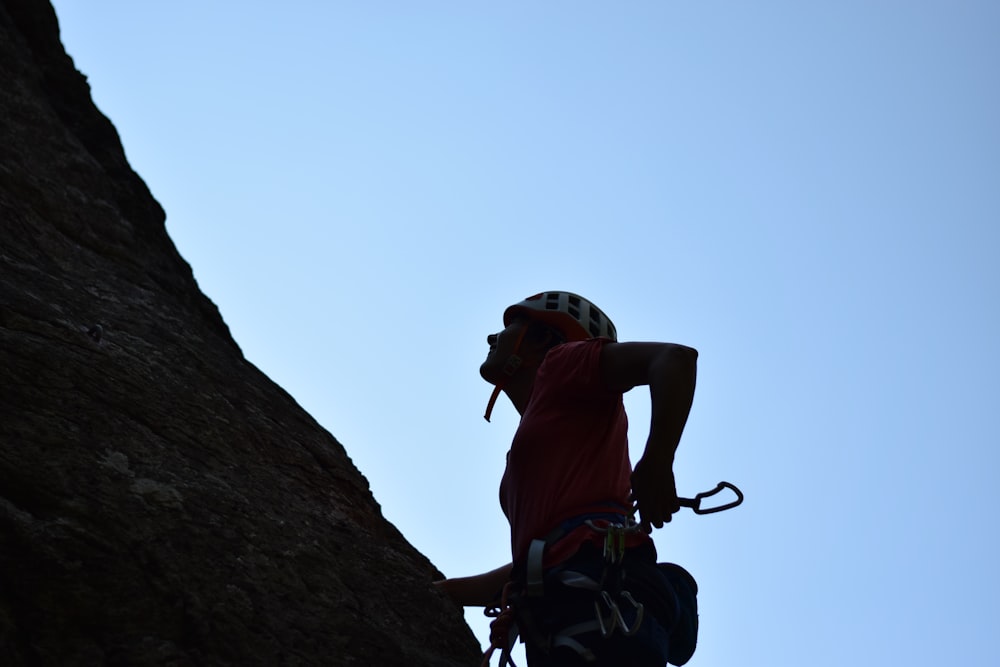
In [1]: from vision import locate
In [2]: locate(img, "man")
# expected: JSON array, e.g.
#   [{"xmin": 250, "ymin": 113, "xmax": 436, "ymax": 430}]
[{"xmin": 435, "ymin": 291, "xmax": 698, "ymax": 666}]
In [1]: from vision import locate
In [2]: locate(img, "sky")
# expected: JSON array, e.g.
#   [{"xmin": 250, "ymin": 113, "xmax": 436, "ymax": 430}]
[{"xmin": 50, "ymin": 2, "xmax": 999, "ymax": 665}]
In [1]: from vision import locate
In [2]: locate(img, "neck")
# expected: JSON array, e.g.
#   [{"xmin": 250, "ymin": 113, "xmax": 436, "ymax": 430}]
[{"xmin": 502, "ymin": 370, "xmax": 536, "ymax": 415}]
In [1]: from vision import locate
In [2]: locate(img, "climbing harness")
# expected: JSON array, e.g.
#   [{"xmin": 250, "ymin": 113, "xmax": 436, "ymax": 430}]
[{"xmin": 480, "ymin": 482, "xmax": 743, "ymax": 667}]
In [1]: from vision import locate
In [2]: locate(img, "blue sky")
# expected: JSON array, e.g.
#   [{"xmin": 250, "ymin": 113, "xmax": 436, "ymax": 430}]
[{"xmin": 52, "ymin": 2, "xmax": 999, "ymax": 665}]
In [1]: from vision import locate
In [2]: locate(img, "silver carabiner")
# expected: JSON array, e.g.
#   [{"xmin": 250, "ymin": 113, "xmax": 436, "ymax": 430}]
[
  {"xmin": 594, "ymin": 591, "xmax": 620, "ymax": 637},
  {"xmin": 618, "ymin": 591, "xmax": 644, "ymax": 637},
  {"xmin": 593, "ymin": 590, "xmax": 644, "ymax": 638}
]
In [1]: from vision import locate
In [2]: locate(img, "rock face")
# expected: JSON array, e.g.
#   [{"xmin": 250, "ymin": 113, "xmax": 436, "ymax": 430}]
[{"xmin": 0, "ymin": 1, "xmax": 481, "ymax": 664}]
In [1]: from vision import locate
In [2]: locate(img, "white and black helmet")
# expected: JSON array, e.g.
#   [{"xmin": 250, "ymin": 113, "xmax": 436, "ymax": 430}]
[{"xmin": 503, "ymin": 291, "xmax": 617, "ymax": 342}]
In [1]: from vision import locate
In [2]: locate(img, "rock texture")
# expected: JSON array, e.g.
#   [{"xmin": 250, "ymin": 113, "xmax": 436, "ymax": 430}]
[{"xmin": 0, "ymin": 0, "xmax": 481, "ymax": 664}]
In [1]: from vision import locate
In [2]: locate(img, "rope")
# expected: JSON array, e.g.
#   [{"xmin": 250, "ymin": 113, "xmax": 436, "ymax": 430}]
[{"xmin": 481, "ymin": 581, "xmax": 518, "ymax": 667}]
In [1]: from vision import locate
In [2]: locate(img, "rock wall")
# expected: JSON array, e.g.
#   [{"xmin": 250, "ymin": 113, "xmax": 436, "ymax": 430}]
[{"xmin": 0, "ymin": 0, "xmax": 480, "ymax": 664}]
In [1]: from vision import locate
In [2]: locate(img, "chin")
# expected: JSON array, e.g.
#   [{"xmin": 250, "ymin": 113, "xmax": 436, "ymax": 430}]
[{"xmin": 479, "ymin": 362, "xmax": 499, "ymax": 384}]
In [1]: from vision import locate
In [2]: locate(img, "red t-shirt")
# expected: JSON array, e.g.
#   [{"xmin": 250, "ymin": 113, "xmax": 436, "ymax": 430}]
[{"xmin": 499, "ymin": 338, "xmax": 650, "ymax": 567}]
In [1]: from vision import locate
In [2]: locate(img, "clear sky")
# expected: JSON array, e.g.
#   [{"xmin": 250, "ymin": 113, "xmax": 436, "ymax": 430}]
[{"xmin": 51, "ymin": 2, "xmax": 999, "ymax": 665}]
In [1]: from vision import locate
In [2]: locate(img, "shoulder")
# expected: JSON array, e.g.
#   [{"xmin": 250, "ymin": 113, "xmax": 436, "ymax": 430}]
[
  {"xmin": 543, "ymin": 338, "xmax": 612, "ymax": 367},
  {"xmin": 537, "ymin": 338, "xmax": 615, "ymax": 391}
]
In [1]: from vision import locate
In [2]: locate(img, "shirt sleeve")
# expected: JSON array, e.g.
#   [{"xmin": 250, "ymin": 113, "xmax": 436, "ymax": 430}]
[{"xmin": 536, "ymin": 338, "xmax": 617, "ymax": 399}]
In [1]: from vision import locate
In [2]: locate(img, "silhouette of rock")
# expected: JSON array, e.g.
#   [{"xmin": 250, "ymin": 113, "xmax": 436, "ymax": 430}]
[{"xmin": 0, "ymin": 1, "xmax": 480, "ymax": 664}]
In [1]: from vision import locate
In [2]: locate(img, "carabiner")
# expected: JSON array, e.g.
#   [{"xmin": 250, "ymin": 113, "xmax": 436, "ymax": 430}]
[
  {"xmin": 593, "ymin": 589, "xmax": 645, "ymax": 638},
  {"xmin": 679, "ymin": 481, "xmax": 744, "ymax": 514},
  {"xmin": 584, "ymin": 519, "xmax": 640, "ymax": 564}
]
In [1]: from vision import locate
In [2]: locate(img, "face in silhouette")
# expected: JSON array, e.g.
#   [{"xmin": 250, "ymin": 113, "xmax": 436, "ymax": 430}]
[
  {"xmin": 480, "ymin": 318, "xmax": 530, "ymax": 385},
  {"xmin": 480, "ymin": 317, "xmax": 563, "ymax": 385}
]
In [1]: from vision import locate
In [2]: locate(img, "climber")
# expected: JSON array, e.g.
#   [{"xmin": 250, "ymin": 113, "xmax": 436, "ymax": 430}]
[{"xmin": 434, "ymin": 291, "xmax": 700, "ymax": 666}]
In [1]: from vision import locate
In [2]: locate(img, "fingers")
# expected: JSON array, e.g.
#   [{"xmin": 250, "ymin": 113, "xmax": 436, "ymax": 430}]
[
  {"xmin": 632, "ymin": 489, "xmax": 680, "ymax": 532},
  {"xmin": 631, "ymin": 461, "xmax": 678, "ymax": 526},
  {"xmin": 632, "ymin": 499, "xmax": 664, "ymax": 532}
]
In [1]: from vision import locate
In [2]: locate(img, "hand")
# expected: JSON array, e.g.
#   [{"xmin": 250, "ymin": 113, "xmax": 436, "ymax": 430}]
[
  {"xmin": 431, "ymin": 563, "xmax": 513, "ymax": 607},
  {"xmin": 630, "ymin": 453, "xmax": 680, "ymax": 533}
]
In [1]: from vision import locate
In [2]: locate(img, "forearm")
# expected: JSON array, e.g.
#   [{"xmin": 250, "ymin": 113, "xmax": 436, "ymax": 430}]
[
  {"xmin": 645, "ymin": 344, "xmax": 697, "ymax": 460},
  {"xmin": 433, "ymin": 562, "xmax": 513, "ymax": 607}
]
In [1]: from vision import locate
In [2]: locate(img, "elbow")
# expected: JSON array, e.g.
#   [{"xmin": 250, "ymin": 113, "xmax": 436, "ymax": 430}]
[
  {"xmin": 671, "ymin": 343, "xmax": 698, "ymax": 367},
  {"xmin": 653, "ymin": 344, "xmax": 698, "ymax": 382},
  {"xmin": 679, "ymin": 345, "xmax": 698, "ymax": 377}
]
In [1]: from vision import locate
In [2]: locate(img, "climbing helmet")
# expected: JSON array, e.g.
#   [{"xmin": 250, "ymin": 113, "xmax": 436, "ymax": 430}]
[{"xmin": 503, "ymin": 291, "xmax": 617, "ymax": 342}]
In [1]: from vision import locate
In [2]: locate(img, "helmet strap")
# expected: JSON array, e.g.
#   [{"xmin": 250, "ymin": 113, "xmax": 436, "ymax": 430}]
[
  {"xmin": 483, "ymin": 326, "xmax": 528, "ymax": 422},
  {"xmin": 483, "ymin": 385, "xmax": 502, "ymax": 422}
]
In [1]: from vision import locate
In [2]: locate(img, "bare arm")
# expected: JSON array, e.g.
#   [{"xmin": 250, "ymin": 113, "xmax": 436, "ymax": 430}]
[
  {"xmin": 600, "ymin": 341, "xmax": 698, "ymax": 532},
  {"xmin": 433, "ymin": 562, "xmax": 513, "ymax": 607}
]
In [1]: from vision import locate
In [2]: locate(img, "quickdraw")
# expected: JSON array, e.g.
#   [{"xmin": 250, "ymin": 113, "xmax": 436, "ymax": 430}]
[{"xmin": 678, "ymin": 481, "xmax": 744, "ymax": 515}]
